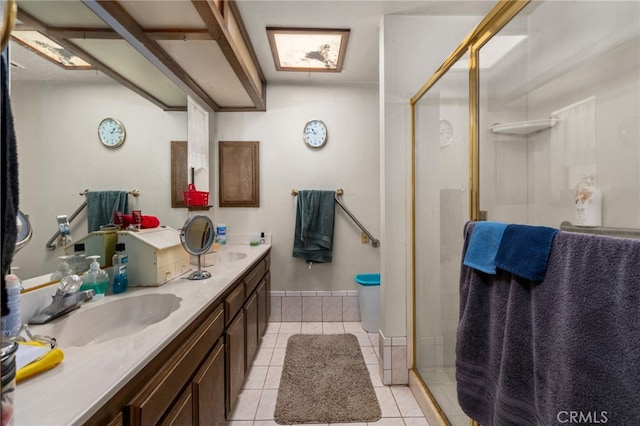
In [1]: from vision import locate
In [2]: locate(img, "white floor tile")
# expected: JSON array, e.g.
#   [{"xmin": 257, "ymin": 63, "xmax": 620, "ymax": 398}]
[
  {"xmin": 265, "ymin": 322, "xmax": 281, "ymax": 334},
  {"xmin": 243, "ymin": 366, "xmax": 268, "ymax": 390},
  {"xmin": 390, "ymin": 386, "xmax": 424, "ymax": 417},
  {"xmin": 275, "ymin": 333, "xmax": 293, "ymax": 348},
  {"xmin": 270, "ymin": 347, "xmax": 287, "ymax": 365},
  {"xmin": 255, "ymin": 389, "xmax": 279, "ymax": 420},
  {"xmin": 229, "ymin": 389, "xmax": 262, "ymax": 420},
  {"xmin": 253, "ymin": 347, "xmax": 274, "ymax": 366},
  {"xmin": 360, "ymin": 346, "xmax": 379, "ymax": 365},
  {"xmin": 403, "ymin": 417, "xmax": 430, "ymax": 426},
  {"xmin": 343, "ymin": 322, "xmax": 366, "ymax": 333},
  {"xmin": 323, "ymin": 322, "xmax": 345, "ymax": 333},
  {"xmin": 374, "ymin": 387, "xmax": 402, "ymax": 418},
  {"xmin": 368, "ymin": 418, "xmax": 405, "ymax": 426},
  {"xmin": 261, "ymin": 333, "xmax": 278, "ymax": 348},
  {"xmin": 301, "ymin": 322, "xmax": 323, "ymax": 334},
  {"xmin": 264, "ymin": 365, "xmax": 283, "ymax": 389},
  {"xmin": 353, "ymin": 332, "xmax": 373, "ymax": 347},
  {"xmin": 279, "ymin": 322, "xmax": 302, "ymax": 334}
]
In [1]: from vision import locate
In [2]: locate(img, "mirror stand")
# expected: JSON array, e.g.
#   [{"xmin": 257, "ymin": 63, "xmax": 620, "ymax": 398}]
[
  {"xmin": 180, "ymin": 214, "xmax": 215, "ymax": 281},
  {"xmin": 188, "ymin": 256, "xmax": 211, "ymax": 280}
]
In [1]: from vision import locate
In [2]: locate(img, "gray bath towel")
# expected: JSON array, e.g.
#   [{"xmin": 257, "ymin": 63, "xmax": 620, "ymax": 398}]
[
  {"xmin": 292, "ymin": 190, "xmax": 335, "ymax": 263},
  {"xmin": 86, "ymin": 191, "xmax": 129, "ymax": 232},
  {"xmin": 456, "ymin": 221, "xmax": 640, "ymax": 425}
]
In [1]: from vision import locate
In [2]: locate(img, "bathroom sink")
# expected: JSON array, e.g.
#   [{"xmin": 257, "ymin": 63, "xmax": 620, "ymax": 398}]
[
  {"xmin": 33, "ymin": 293, "xmax": 182, "ymax": 347},
  {"xmin": 215, "ymin": 252, "xmax": 247, "ymax": 263}
]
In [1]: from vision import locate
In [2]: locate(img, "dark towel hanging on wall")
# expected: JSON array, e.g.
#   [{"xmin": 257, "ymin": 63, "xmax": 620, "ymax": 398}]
[
  {"xmin": 86, "ymin": 190, "xmax": 129, "ymax": 232},
  {"xmin": 292, "ymin": 190, "xmax": 335, "ymax": 263},
  {"xmin": 1, "ymin": 47, "xmax": 20, "ymax": 316}
]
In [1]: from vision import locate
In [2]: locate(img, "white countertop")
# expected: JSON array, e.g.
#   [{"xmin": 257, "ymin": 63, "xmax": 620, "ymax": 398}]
[{"xmin": 14, "ymin": 244, "xmax": 271, "ymax": 426}]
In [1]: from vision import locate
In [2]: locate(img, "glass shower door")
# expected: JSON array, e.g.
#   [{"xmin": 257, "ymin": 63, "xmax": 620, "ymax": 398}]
[{"xmin": 413, "ymin": 54, "xmax": 469, "ymax": 426}]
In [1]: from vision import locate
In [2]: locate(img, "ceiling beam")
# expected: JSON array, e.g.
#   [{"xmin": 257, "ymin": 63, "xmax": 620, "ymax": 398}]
[
  {"xmin": 192, "ymin": 0, "xmax": 266, "ymax": 111},
  {"xmin": 82, "ymin": 0, "xmax": 220, "ymax": 112},
  {"xmin": 15, "ymin": 10, "xmax": 184, "ymax": 111},
  {"xmin": 49, "ymin": 28, "xmax": 215, "ymax": 41}
]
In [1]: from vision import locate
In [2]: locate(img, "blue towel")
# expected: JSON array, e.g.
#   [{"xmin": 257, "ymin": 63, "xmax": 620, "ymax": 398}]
[
  {"xmin": 292, "ymin": 190, "xmax": 335, "ymax": 263},
  {"xmin": 494, "ymin": 224, "xmax": 558, "ymax": 281},
  {"xmin": 457, "ymin": 222, "xmax": 640, "ymax": 425},
  {"xmin": 463, "ymin": 221, "xmax": 508, "ymax": 274},
  {"xmin": 86, "ymin": 191, "xmax": 129, "ymax": 232}
]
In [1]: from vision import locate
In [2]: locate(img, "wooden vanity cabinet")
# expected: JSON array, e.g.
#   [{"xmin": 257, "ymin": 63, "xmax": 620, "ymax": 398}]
[
  {"xmin": 245, "ymin": 291, "xmax": 259, "ymax": 369},
  {"xmin": 225, "ymin": 309, "xmax": 246, "ymax": 416},
  {"xmin": 85, "ymin": 250, "xmax": 270, "ymax": 426},
  {"xmin": 193, "ymin": 339, "xmax": 225, "ymax": 426}
]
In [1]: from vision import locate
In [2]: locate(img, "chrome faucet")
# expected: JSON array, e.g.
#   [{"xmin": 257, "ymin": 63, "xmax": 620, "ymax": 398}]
[{"xmin": 29, "ymin": 275, "xmax": 95, "ymax": 324}]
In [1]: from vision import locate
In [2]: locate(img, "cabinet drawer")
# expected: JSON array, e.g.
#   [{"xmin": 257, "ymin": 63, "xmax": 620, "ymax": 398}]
[
  {"xmin": 225, "ymin": 283, "xmax": 245, "ymax": 325},
  {"xmin": 128, "ymin": 304, "xmax": 223, "ymax": 426},
  {"xmin": 244, "ymin": 259, "xmax": 266, "ymax": 296}
]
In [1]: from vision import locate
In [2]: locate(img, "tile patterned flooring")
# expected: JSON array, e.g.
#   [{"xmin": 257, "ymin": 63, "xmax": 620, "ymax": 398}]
[{"xmin": 227, "ymin": 321, "xmax": 430, "ymax": 426}]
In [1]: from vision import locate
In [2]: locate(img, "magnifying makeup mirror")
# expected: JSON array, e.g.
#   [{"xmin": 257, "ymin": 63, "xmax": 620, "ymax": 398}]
[
  {"xmin": 180, "ymin": 215, "xmax": 214, "ymax": 280},
  {"xmin": 15, "ymin": 210, "xmax": 33, "ymax": 253}
]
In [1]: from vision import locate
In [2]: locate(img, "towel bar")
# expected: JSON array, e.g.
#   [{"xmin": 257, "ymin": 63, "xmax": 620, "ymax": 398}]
[
  {"xmin": 291, "ymin": 188, "xmax": 343, "ymax": 196},
  {"xmin": 79, "ymin": 189, "xmax": 140, "ymax": 196},
  {"xmin": 291, "ymin": 188, "xmax": 380, "ymax": 248},
  {"xmin": 560, "ymin": 221, "xmax": 640, "ymax": 239},
  {"xmin": 45, "ymin": 190, "xmax": 140, "ymax": 250}
]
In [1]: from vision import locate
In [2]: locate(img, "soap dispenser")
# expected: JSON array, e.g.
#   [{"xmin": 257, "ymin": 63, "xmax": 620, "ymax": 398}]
[
  {"xmin": 80, "ymin": 255, "xmax": 109, "ymax": 299},
  {"xmin": 112, "ymin": 243, "xmax": 129, "ymax": 294},
  {"xmin": 50, "ymin": 255, "xmax": 72, "ymax": 282}
]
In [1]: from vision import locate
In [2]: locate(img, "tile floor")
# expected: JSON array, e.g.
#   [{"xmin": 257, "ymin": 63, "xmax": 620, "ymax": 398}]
[{"xmin": 227, "ymin": 321, "xmax": 431, "ymax": 426}]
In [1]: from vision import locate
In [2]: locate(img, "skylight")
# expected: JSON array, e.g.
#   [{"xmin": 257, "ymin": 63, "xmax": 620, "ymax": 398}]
[
  {"xmin": 11, "ymin": 31, "xmax": 92, "ymax": 69},
  {"xmin": 267, "ymin": 28, "xmax": 349, "ymax": 72}
]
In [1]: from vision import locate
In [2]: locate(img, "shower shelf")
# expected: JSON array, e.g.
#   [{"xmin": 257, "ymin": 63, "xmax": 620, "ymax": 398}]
[{"xmin": 490, "ymin": 117, "xmax": 559, "ymax": 135}]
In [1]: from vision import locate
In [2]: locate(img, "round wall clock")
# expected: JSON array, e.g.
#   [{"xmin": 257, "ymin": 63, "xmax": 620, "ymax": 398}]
[
  {"xmin": 440, "ymin": 119, "xmax": 453, "ymax": 147},
  {"xmin": 303, "ymin": 119, "xmax": 328, "ymax": 148},
  {"xmin": 98, "ymin": 117, "xmax": 126, "ymax": 148}
]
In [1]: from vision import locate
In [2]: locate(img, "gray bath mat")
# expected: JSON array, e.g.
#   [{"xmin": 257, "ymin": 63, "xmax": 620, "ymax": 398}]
[{"xmin": 274, "ymin": 333, "xmax": 382, "ymax": 424}]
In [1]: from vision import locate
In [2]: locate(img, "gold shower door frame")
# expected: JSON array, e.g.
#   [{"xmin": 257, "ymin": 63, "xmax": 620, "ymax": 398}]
[{"xmin": 409, "ymin": 1, "xmax": 530, "ymax": 424}]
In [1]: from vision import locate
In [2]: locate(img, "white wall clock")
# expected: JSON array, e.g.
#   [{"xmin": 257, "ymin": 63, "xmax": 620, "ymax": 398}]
[
  {"xmin": 440, "ymin": 119, "xmax": 453, "ymax": 147},
  {"xmin": 303, "ymin": 119, "xmax": 328, "ymax": 148},
  {"xmin": 98, "ymin": 117, "xmax": 126, "ymax": 148}
]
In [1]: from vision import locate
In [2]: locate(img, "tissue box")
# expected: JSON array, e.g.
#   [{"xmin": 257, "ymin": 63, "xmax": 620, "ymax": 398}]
[{"xmin": 117, "ymin": 227, "xmax": 190, "ymax": 286}]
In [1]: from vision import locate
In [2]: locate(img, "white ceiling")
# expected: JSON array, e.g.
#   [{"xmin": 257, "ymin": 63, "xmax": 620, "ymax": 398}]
[{"xmin": 9, "ymin": 1, "xmax": 495, "ymax": 86}]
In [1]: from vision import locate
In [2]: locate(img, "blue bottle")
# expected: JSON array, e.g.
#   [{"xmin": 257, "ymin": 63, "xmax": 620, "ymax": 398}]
[{"xmin": 112, "ymin": 242, "xmax": 129, "ymax": 294}]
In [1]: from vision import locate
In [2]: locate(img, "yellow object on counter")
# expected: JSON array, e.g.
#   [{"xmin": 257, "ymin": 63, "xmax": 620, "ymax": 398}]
[{"xmin": 16, "ymin": 342, "xmax": 64, "ymax": 383}]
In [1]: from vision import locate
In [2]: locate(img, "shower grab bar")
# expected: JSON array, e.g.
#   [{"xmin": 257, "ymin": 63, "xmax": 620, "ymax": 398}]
[
  {"xmin": 560, "ymin": 221, "xmax": 640, "ymax": 240},
  {"xmin": 334, "ymin": 195, "xmax": 380, "ymax": 248},
  {"xmin": 45, "ymin": 189, "xmax": 141, "ymax": 250},
  {"xmin": 45, "ymin": 201, "xmax": 88, "ymax": 250},
  {"xmin": 291, "ymin": 188, "xmax": 380, "ymax": 248}
]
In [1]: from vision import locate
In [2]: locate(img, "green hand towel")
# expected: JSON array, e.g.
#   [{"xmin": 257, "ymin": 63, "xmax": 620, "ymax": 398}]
[{"xmin": 292, "ymin": 190, "xmax": 335, "ymax": 263}]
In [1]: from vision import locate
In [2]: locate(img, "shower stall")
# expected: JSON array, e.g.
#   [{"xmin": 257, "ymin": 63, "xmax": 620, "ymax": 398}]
[{"xmin": 411, "ymin": 1, "xmax": 640, "ymax": 424}]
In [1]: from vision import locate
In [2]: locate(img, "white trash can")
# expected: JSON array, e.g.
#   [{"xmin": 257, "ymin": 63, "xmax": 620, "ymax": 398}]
[{"xmin": 355, "ymin": 273, "xmax": 380, "ymax": 333}]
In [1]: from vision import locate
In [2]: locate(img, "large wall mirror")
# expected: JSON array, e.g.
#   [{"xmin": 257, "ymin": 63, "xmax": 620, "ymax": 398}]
[{"xmin": 7, "ymin": 40, "xmax": 197, "ymax": 288}]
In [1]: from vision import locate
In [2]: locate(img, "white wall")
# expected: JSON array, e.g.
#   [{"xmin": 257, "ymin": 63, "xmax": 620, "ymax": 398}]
[
  {"xmin": 380, "ymin": 15, "xmax": 484, "ymax": 338},
  {"xmin": 214, "ymin": 83, "xmax": 380, "ymax": 292},
  {"xmin": 11, "ymin": 80, "xmax": 188, "ymax": 279}
]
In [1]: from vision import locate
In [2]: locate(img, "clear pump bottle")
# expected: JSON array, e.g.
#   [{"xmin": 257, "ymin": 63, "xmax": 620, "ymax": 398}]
[
  {"xmin": 112, "ymin": 243, "xmax": 129, "ymax": 294},
  {"xmin": 50, "ymin": 255, "xmax": 73, "ymax": 282},
  {"xmin": 80, "ymin": 255, "xmax": 109, "ymax": 299}
]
